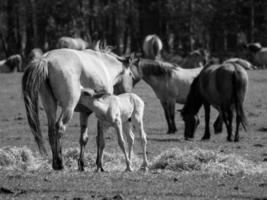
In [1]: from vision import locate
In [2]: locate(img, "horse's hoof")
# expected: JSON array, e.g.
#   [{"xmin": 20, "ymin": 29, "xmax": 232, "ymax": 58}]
[
  {"xmin": 78, "ymin": 160, "xmax": 85, "ymax": 171},
  {"xmin": 201, "ymin": 136, "xmax": 210, "ymax": 141},
  {"xmin": 52, "ymin": 161, "xmax": 64, "ymax": 170},
  {"xmin": 125, "ymin": 167, "xmax": 133, "ymax": 172},
  {"xmin": 184, "ymin": 137, "xmax": 194, "ymax": 141},
  {"xmin": 139, "ymin": 166, "xmax": 148, "ymax": 172},
  {"xmin": 227, "ymin": 137, "xmax": 232, "ymax": 142},
  {"xmin": 234, "ymin": 137, "xmax": 239, "ymax": 142}
]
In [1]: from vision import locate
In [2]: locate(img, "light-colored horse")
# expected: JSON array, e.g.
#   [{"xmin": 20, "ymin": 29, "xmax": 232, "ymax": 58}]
[
  {"xmin": 224, "ymin": 58, "xmax": 254, "ymax": 70},
  {"xmin": 131, "ymin": 58, "xmax": 203, "ymax": 134},
  {"xmin": 0, "ymin": 54, "xmax": 22, "ymax": 72},
  {"xmin": 78, "ymin": 88, "xmax": 148, "ymax": 172},
  {"xmin": 181, "ymin": 62, "xmax": 248, "ymax": 142},
  {"xmin": 247, "ymin": 42, "xmax": 267, "ymax": 68},
  {"xmin": 56, "ymin": 36, "xmax": 89, "ymax": 50},
  {"xmin": 28, "ymin": 48, "xmax": 43, "ymax": 62},
  {"xmin": 142, "ymin": 34, "xmax": 163, "ymax": 60},
  {"xmin": 22, "ymin": 48, "xmax": 134, "ymax": 170}
]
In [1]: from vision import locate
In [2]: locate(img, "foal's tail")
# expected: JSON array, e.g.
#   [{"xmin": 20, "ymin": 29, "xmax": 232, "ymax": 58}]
[
  {"xmin": 232, "ymin": 65, "xmax": 248, "ymax": 131},
  {"xmin": 22, "ymin": 59, "xmax": 49, "ymax": 156}
]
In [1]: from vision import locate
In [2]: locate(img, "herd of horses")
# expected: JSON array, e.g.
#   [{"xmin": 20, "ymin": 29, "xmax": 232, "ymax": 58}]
[{"xmin": 11, "ymin": 34, "xmax": 255, "ymax": 171}]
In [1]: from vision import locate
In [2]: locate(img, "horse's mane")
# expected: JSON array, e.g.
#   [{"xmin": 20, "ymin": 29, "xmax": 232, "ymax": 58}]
[{"xmin": 139, "ymin": 59, "xmax": 176, "ymax": 78}]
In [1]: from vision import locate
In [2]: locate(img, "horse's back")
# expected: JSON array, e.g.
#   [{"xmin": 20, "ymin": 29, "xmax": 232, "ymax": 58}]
[
  {"xmin": 42, "ymin": 49, "xmax": 115, "ymax": 107},
  {"xmin": 199, "ymin": 63, "xmax": 247, "ymax": 106}
]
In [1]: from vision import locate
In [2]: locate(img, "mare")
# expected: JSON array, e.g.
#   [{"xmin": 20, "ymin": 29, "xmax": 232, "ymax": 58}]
[
  {"xmin": 56, "ymin": 36, "xmax": 89, "ymax": 50},
  {"xmin": 247, "ymin": 42, "xmax": 267, "ymax": 68},
  {"xmin": 78, "ymin": 88, "xmax": 148, "ymax": 172},
  {"xmin": 130, "ymin": 58, "xmax": 204, "ymax": 134},
  {"xmin": 22, "ymin": 48, "xmax": 134, "ymax": 170},
  {"xmin": 142, "ymin": 34, "xmax": 163, "ymax": 60},
  {"xmin": 0, "ymin": 54, "xmax": 22, "ymax": 72},
  {"xmin": 181, "ymin": 62, "xmax": 248, "ymax": 142}
]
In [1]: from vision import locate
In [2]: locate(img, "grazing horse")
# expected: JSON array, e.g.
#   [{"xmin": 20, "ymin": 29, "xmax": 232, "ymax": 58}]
[
  {"xmin": 0, "ymin": 54, "xmax": 22, "ymax": 72},
  {"xmin": 56, "ymin": 36, "xmax": 89, "ymax": 50},
  {"xmin": 247, "ymin": 42, "xmax": 267, "ymax": 68},
  {"xmin": 22, "ymin": 48, "xmax": 134, "ymax": 170},
  {"xmin": 78, "ymin": 88, "xmax": 148, "ymax": 172},
  {"xmin": 181, "ymin": 62, "xmax": 248, "ymax": 142},
  {"xmin": 130, "ymin": 58, "xmax": 203, "ymax": 134},
  {"xmin": 142, "ymin": 34, "xmax": 163, "ymax": 60}
]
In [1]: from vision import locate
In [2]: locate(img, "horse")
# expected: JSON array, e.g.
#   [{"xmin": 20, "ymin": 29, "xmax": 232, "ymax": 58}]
[
  {"xmin": 22, "ymin": 48, "xmax": 134, "ymax": 170},
  {"xmin": 56, "ymin": 36, "xmax": 89, "ymax": 50},
  {"xmin": 0, "ymin": 54, "xmax": 22, "ymax": 72},
  {"xmin": 179, "ymin": 49, "xmax": 209, "ymax": 69},
  {"xmin": 78, "ymin": 88, "xmax": 148, "ymax": 172},
  {"xmin": 142, "ymin": 34, "xmax": 163, "ymax": 60},
  {"xmin": 223, "ymin": 58, "xmax": 254, "ymax": 70},
  {"xmin": 28, "ymin": 48, "xmax": 43, "ymax": 62},
  {"xmin": 247, "ymin": 42, "xmax": 267, "ymax": 68},
  {"xmin": 181, "ymin": 61, "xmax": 248, "ymax": 142},
  {"xmin": 130, "ymin": 58, "xmax": 204, "ymax": 134}
]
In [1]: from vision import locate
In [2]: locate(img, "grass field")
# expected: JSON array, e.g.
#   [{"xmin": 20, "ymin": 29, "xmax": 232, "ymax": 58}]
[{"xmin": 0, "ymin": 70, "xmax": 267, "ymax": 199}]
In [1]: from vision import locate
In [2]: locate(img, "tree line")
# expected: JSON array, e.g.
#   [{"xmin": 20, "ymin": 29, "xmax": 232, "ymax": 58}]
[{"xmin": 0, "ymin": 0, "xmax": 266, "ymax": 59}]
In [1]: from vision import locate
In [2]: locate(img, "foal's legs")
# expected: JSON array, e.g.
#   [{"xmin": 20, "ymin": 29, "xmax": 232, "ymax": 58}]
[
  {"xmin": 78, "ymin": 111, "xmax": 92, "ymax": 171},
  {"xmin": 114, "ymin": 119, "xmax": 132, "ymax": 171},
  {"xmin": 123, "ymin": 122, "xmax": 135, "ymax": 161},
  {"xmin": 202, "ymin": 103, "xmax": 211, "ymax": 140},
  {"xmin": 132, "ymin": 115, "xmax": 148, "ymax": 171}
]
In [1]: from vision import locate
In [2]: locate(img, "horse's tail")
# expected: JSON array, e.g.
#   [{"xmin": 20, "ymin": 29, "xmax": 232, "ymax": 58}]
[
  {"xmin": 22, "ymin": 59, "xmax": 49, "ymax": 156},
  {"xmin": 232, "ymin": 65, "xmax": 248, "ymax": 131}
]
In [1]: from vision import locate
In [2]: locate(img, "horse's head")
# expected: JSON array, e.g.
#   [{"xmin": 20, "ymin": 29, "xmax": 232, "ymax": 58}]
[{"xmin": 181, "ymin": 110, "xmax": 200, "ymax": 140}]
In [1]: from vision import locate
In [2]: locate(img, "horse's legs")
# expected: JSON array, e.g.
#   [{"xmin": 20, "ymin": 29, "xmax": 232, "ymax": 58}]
[
  {"xmin": 160, "ymin": 101, "xmax": 176, "ymax": 134},
  {"xmin": 222, "ymin": 109, "xmax": 233, "ymax": 142},
  {"xmin": 114, "ymin": 119, "xmax": 132, "ymax": 172},
  {"xmin": 132, "ymin": 117, "xmax": 148, "ymax": 171},
  {"xmin": 168, "ymin": 101, "xmax": 177, "ymax": 134},
  {"xmin": 202, "ymin": 103, "xmax": 211, "ymax": 140},
  {"xmin": 123, "ymin": 122, "xmax": 135, "ymax": 161},
  {"xmin": 213, "ymin": 113, "xmax": 223, "ymax": 134},
  {"xmin": 78, "ymin": 111, "xmax": 92, "ymax": 171},
  {"xmin": 40, "ymin": 86, "xmax": 63, "ymax": 170},
  {"xmin": 96, "ymin": 121, "xmax": 106, "ymax": 172},
  {"xmin": 234, "ymin": 112, "xmax": 240, "ymax": 142}
]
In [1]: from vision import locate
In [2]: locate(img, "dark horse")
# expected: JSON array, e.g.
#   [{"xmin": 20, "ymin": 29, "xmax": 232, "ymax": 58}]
[{"xmin": 181, "ymin": 62, "xmax": 248, "ymax": 142}]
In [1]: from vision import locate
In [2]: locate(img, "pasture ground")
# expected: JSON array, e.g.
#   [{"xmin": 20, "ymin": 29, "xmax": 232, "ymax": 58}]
[{"xmin": 0, "ymin": 71, "xmax": 267, "ymax": 200}]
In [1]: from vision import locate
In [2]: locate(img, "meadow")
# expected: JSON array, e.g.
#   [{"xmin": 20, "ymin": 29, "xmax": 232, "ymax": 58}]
[{"xmin": 0, "ymin": 70, "xmax": 267, "ymax": 200}]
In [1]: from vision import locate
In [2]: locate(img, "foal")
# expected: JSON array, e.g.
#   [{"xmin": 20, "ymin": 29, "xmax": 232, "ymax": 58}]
[{"xmin": 78, "ymin": 88, "xmax": 148, "ymax": 172}]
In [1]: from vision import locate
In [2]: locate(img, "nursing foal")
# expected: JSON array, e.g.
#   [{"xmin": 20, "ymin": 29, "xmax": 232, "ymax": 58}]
[{"xmin": 78, "ymin": 88, "xmax": 148, "ymax": 172}]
